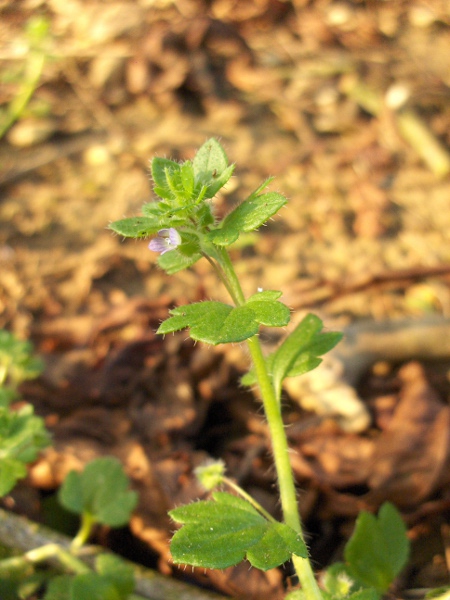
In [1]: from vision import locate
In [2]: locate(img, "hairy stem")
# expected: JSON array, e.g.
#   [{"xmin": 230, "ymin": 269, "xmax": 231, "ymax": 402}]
[
  {"xmin": 215, "ymin": 248, "xmax": 323, "ymax": 600},
  {"xmin": 223, "ymin": 476, "xmax": 276, "ymax": 523}
]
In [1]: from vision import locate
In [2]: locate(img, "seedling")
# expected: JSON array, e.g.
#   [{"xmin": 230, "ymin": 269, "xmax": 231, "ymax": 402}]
[
  {"xmin": 0, "ymin": 330, "xmax": 49, "ymax": 496},
  {"xmin": 109, "ymin": 139, "xmax": 412, "ymax": 598},
  {"xmin": 0, "ymin": 332, "xmax": 140, "ymax": 598},
  {"xmin": 0, "ymin": 457, "xmax": 139, "ymax": 600}
]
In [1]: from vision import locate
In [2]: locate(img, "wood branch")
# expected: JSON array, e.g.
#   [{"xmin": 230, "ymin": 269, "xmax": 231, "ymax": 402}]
[
  {"xmin": 0, "ymin": 131, "xmax": 107, "ymax": 187},
  {"xmin": 0, "ymin": 507, "xmax": 226, "ymax": 600},
  {"xmin": 289, "ymin": 264, "xmax": 450, "ymax": 309}
]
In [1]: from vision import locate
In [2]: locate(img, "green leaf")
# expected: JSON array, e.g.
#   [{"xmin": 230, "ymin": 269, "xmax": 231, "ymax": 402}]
[
  {"xmin": 44, "ymin": 575, "xmax": 73, "ymax": 600},
  {"xmin": 151, "ymin": 157, "xmax": 181, "ymax": 200},
  {"xmin": 0, "ymin": 403, "xmax": 51, "ymax": 497},
  {"xmin": 193, "ymin": 139, "xmax": 228, "ymax": 177},
  {"xmin": 43, "ymin": 557, "xmax": 134, "ymax": 600},
  {"xmin": 0, "ymin": 330, "xmax": 44, "ymax": 388},
  {"xmin": 347, "ymin": 590, "xmax": 381, "ymax": 600},
  {"xmin": 108, "ymin": 216, "xmax": 161, "ymax": 238},
  {"xmin": 344, "ymin": 502, "xmax": 410, "ymax": 594},
  {"xmin": 245, "ymin": 300, "xmax": 290, "ymax": 328},
  {"xmin": 247, "ymin": 290, "xmax": 283, "ymax": 302},
  {"xmin": 207, "ymin": 190, "xmax": 287, "ymax": 246},
  {"xmin": 157, "ymin": 249, "xmax": 202, "ymax": 274},
  {"xmin": 71, "ymin": 573, "xmax": 121, "ymax": 600},
  {"xmin": 0, "ymin": 388, "xmax": 17, "ymax": 408},
  {"xmin": 157, "ymin": 299, "xmax": 290, "ymax": 345},
  {"xmin": 0, "ymin": 458, "xmax": 27, "ymax": 497},
  {"xmin": 96, "ymin": 555, "xmax": 135, "ymax": 598},
  {"xmin": 192, "ymin": 139, "xmax": 234, "ymax": 198},
  {"xmin": 180, "ymin": 160, "xmax": 195, "ymax": 196},
  {"xmin": 58, "ymin": 457, "xmax": 137, "ymax": 528},
  {"xmin": 246, "ymin": 521, "xmax": 308, "ymax": 570},
  {"xmin": 271, "ymin": 314, "xmax": 342, "ymax": 398},
  {"xmin": 157, "ymin": 302, "xmax": 247, "ymax": 344},
  {"xmin": 205, "ymin": 164, "xmax": 235, "ymax": 199},
  {"xmin": 169, "ymin": 491, "xmax": 307, "ymax": 570},
  {"xmin": 192, "ymin": 138, "xmax": 234, "ymax": 198}
]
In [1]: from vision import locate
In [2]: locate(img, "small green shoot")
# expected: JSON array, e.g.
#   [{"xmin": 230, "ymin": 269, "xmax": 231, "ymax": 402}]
[
  {"xmin": 0, "ymin": 402, "xmax": 51, "ymax": 496},
  {"xmin": 0, "ymin": 330, "xmax": 49, "ymax": 496},
  {"xmin": 344, "ymin": 502, "xmax": 410, "ymax": 594},
  {"xmin": 322, "ymin": 503, "xmax": 410, "ymax": 599},
  {"xmin": 0, "ymin": 330, "xmax": 44, "ymax": 392},
  {"xmin": 58, "ymin": 457, "xmax": 138, "ymax": 547}
]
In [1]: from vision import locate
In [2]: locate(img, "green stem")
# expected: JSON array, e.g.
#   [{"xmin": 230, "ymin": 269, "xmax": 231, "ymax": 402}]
[
  {"xmin": 223, "ymin": 476, "xmax": 276, "ymax": 523},
  {"xmin": 201, "ymin": 252, "xmax": 236, "ymax": 301},
  {"xmin": 215, "ymin": 248, "xmax": 323, "ymax": 600},
  {"xmin": 71, "ymin": 511, "xmax": 95, "ymax": 551},
  {"xmin": 0, "ymin": 543, "xmax": 90, "ymax": 576},
  {"xmin": 215, "ymin": 247, "xmax": 246, "ymax": 306},
  {"xmin": 0, "ymin": 50, "xmax": 46, "ymax": 140}
]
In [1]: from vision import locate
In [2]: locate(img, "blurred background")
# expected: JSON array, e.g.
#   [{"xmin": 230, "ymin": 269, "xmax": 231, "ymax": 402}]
[{"xmin": 1, "ymin": 1, "xmax": 450, "ymax": 598}]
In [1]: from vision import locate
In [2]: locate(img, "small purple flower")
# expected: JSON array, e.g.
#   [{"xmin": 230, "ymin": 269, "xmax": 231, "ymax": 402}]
[{"xmin": 149, "ymin": 228, "xmax": 181, "ymax": 255}]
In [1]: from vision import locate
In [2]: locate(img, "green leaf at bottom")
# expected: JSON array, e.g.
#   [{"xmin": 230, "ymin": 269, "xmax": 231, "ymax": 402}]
[
  {"xmin": 169, "ymin": 491, "xmax": 307, "ymax": 571},
  {"xmin": 344, "ymin": 502, "xmax": 409, "ymax": 594}
]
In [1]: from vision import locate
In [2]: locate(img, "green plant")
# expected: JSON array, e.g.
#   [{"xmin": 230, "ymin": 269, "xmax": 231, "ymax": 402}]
[
  {"xmin": 0, "ymin": 332, "xmax": 140, "ymax": 599},
  {"xmin": 109, "ymin": 139, "xmax": 412, "ymax": 599},
  {"xmin": 0, "ymin": 457, "xmax": 139, "ymax": 600},
  {"xmin": 0, "ymin": 330, "xmax": 50, "ymax": 496},
  {"xmin": 0, "ymin": 15, "xmax": 52, "ymax": 140}
]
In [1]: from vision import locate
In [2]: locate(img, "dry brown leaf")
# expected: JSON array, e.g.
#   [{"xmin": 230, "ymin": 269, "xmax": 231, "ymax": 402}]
[{"xmin": 367, "ymin": 361, "xmax": 450, "ymax": 507}]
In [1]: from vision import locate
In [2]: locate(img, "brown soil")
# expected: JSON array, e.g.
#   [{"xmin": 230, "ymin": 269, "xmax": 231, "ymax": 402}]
[{"xmin": 1, "ymin": 1, "xmax": 450, "ymax": 597}]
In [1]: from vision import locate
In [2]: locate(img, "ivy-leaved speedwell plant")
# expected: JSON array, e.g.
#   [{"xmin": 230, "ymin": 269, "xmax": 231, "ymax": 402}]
[{"xmin": 109, "ymin": 139, "xmax": 411, "ymax": 600}]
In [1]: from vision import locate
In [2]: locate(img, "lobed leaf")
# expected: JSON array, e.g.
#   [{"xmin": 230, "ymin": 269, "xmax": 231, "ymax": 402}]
[
  {"xmin": 0, "ymin": 403, "xmax": 51, "ymax": 497},
  {"xmin": 246, "ymin": 521, "xmax": 308, "ymax": 571},
  {"xmin": 169, "ymin": 491, "xmax": 307, "ymax": 571},
  {"xmin": 157, "ymin": 298, "xmax": 290, "ymax": 345},
  {"xmin": 58, "ymin": 457, "xmax": 137, "ymax": 528},
  {"xmin": 0, "ymin": 330, "xmax": 44, "ymax": 388},
  {"xmin": 0, "ymin": 458, "xmax": 27, "ymax": 497},
  {"xmin": 245, "ymin": 299, "xmax": 290, "ymax": 328}
]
